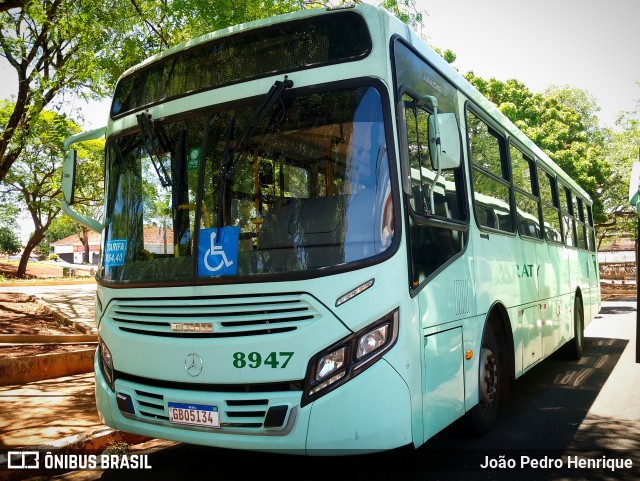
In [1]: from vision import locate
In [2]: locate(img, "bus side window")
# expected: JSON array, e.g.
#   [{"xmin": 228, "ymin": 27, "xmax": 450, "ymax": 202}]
[
  {"xmin": 510, "ymin": 143, "xmax": 541, "ymax": 239},
  {"xmin": 402, "ymin": 94, "xmax": 466, "ymax": 288},
  {"xmin": 538, "ymin": 168, "xmax": 562, "ymax": 243},
  {"xmin": 586, "ymin": 204, "xmax": 596, "ymax": 252},
  {"xmin": 467, "ymin": 109, "xmax": 512, "ymax": 233},
  {"xmin": 403, "ymin": 95, "xmax": 463, "ymax": 220},
  {"xmin": 559, "ymin": 185, "xmax": 575, "ymax": 247},
  {"xmin": 575, "ymin": 196, "xmax": 588, "ymax": 250}
]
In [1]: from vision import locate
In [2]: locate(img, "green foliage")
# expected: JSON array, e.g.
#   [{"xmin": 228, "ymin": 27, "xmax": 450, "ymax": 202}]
[
  {"xmin": 0, "ymin": 101, "xmax": 103, "ymax": 276},
  {"xmin": 0, "ymin": 226, "xmax": 21, "ymax": 254},
  {"xmin": 378, "ymin": 0, "xmax": 423, "ymax": 30},
  {"xmin": 432, "ymin": 47, "xmax": 457, "ymax": 65},
  {"xmin": 0, "ymin": 191, "xmax": 19, "ymax": 229},
  {"xmin": 0, "ymin": 0, "xmax": 125, "ymax": 181},
  {"xmin": 464, "ymin": 72, "xmax": 611, "ymax": 223},
  {"xmin": 596, "ymin": 82, "xmax": 640, "ymax": 244}
]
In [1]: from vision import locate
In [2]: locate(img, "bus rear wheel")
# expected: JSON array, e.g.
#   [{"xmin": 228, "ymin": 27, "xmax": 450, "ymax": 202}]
[
  {"xmin": 468, "ymin": 324, "xmax": 500, "ymax": 435},
  {"xmin": 563, "ymin": 297, "xmax": 584, "ymax": 360}
]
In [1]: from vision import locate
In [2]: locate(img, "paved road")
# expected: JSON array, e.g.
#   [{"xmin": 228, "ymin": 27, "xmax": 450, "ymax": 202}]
[{"xmin": 0, "ymin": 283, "xmax": 97, "ymax": 333}]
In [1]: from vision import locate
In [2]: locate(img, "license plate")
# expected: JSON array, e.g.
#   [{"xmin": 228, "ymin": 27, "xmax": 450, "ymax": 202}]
[{"xmin": 168, "ymin": 402, "xmax": 219, "ymax": 428}]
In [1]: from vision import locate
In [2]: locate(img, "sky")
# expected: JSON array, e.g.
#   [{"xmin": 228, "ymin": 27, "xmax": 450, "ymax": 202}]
[
  {"xmin": 415, "ymin": 0, "xmax": 640, "ymax": 128},
  {"xmin": 1, "ymin": 0, "xmax": 639, "ymax": 129}
]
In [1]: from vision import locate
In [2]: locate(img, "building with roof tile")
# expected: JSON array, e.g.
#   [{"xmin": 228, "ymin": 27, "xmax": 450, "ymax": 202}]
[{"xmin": 51, "ymin": 226, "xmax": 175, "ymax": 264}]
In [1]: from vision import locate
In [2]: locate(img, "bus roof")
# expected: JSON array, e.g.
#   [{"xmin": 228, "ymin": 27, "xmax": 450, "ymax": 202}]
[{"xmin": 116, "ymin": 3, "xmax": 590, "ymax": 201}]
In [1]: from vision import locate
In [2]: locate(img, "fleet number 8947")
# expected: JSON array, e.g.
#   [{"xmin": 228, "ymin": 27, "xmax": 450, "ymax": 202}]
[{"xmin": 233, "ymin": 351, "xmax": 294, "ymax": 369}]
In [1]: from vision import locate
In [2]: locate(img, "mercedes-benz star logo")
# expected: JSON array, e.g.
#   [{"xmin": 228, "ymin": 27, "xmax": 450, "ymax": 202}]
[{"xmin": 184, "ymin": 353, "xmax": 203, "ymax": 377}]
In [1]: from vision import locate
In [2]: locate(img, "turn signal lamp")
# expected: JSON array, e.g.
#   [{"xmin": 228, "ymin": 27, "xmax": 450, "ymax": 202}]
[{"xmin": 99, "ymin": 338, "xmax": 115, "ymax": 391}]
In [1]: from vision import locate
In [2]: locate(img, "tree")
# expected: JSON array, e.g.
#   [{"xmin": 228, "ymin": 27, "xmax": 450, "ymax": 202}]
[
  {"xmin": 0, "ymin": 0, "xmax": 430, "ymax": 184},
  {"xmin": 377, "ymin": 0, "xmax": 423, "ymax": 31},
  {"xmin": 0, "ymin": 1, "xmax": 329, "ymax": 183},
  {"xmin": 0, "ymin": 190, "xmax": 20, "ymax": 228},
  {"xmin": 0, "ymin": 103, "xmax": 102, "ymax": 277},
  {"xmin": 596, "ymin": 82, "xmax": 640, "ymax": 247},
  {"xmin": 0, "ymin": 226, "xmax": 20, "ymax": 254},
  {"xmin": 0, "ymin": 1, "xmax": 122, "ymax": 181},
  {"xmin": 464, "ymin": 72, "xmax": 610, "ymax": 223}
]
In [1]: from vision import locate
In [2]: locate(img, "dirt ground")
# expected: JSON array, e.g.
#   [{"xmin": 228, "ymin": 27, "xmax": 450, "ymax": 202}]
[
  {"xmin": 0, "ymin": 292, "xmax": 91, "ymax": 359},
  {"xmin": 0, "ymin": 260, "xmax": 92, "ymax": 280},
  {"xmin": 0, "ymin": 343, "xmax": 96, "ymax": 357}
]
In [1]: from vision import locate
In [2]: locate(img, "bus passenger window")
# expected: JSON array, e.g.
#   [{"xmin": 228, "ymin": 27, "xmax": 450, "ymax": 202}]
[
  {"xmin": 467, "ymin": 110, "xmax": 512, "ymax": 233},
  {"xmin": 402, "ymin": 94, "xmax": 466, "ymax": 288},
  {"xmin": 576, "ymin": 197, "xmax": 588, "ymax": 250},
  {"xmin": 586, "ymin": 204, "xmax": 596, "ymax": 251},
  {"xmin": 559, "ymin": 185, "xmax": 575, "ymax": 247},
  {"xmin": 538, "ymin": 168, "xmax": 562, "ymax": 243},
  {"xmin": 403, "ymin": 94, "xmax": 464, "ymax": 221},
  {"xmin": 510, "ymin": 144, "xmax": 542, "ymax": 239}
]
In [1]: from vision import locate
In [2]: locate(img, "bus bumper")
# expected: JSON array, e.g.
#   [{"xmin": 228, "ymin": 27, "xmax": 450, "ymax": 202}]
[{"xmin": 95, "ymin": 354, "xmax": 412, "ymax": 454}]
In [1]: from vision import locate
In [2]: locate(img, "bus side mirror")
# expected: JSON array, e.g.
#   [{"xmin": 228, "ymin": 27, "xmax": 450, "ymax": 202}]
[
  {"xmin": 60, "ymin": 126, "xmax": 106, "ymax": 233},
  {"xmin": 62, "ymin": 149, "xmax": 77, "ymax": 205},
  {"xmin": 428, "ymin": 112, "xmax": 461, "ymax": 170}
]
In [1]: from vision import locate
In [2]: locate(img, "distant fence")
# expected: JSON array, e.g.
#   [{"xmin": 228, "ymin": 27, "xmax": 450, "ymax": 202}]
[{"xmin": 599, "ymin": 262, "xmax": 636, "ymax": 281}]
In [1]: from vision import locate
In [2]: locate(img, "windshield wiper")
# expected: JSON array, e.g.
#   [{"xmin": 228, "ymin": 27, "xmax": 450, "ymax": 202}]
[
  {"xmin": 217, "ymin": 76, "xmax": 293, "ymax": 228},
  {"xmin": 136, "ymin": 112, "xmax": 173, "ymax": 188}
]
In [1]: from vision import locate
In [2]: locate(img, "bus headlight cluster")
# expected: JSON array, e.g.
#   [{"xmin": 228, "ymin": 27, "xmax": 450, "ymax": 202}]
[
  {"xmin": 301, "ymin": 309, "xmax": 398, "ymax": 407},
  {"xmin": 98, "ymin": 338, "xmax": 115, "ymax": 391}
]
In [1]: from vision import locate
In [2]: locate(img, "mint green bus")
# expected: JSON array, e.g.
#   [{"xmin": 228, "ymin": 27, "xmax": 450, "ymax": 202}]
[{"xmin": 61, "ymin": 4, "xmax": 600, "ymax": 454}]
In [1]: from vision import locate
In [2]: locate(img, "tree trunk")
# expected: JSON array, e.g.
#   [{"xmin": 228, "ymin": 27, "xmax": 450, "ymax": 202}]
[
  {"xmin": 17, "ymin": 231, "xmax": 45, "ymax": 278},
  {"xmin": 80, "ymin": 227, "xmax": 90, "ymax": 263}
]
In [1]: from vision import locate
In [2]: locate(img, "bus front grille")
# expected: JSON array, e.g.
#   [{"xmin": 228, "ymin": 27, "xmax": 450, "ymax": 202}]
[
  {"xmin": 116, "ymin": 378, "xmax": 299, "ymax": 434},
  {"xmin": 106, "ymin": 293, "xmax": 321, "ymax": 338}
]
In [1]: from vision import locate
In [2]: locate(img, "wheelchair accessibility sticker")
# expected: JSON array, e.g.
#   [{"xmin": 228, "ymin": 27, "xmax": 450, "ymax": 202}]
[{"xmin": 198, "ymin": 226, "xmax": 239, "ymax": 276}]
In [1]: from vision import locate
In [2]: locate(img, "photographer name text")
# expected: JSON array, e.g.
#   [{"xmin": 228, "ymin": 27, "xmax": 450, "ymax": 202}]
[{"xmin": 480, "ymin": 455, "xmax": 633, "ymax": 472}]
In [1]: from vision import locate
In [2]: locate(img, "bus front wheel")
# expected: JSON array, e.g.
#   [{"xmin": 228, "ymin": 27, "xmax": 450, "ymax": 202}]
[{"xmin": 468, "ymin": 324, "xmax": 500, "ymax": 435}]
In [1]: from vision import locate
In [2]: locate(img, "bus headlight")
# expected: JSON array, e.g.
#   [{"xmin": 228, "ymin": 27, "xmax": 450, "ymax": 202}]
[
  {"xmin": 301, "ymin": 308, "xmax": 398, "ymax": 407},
  {"xmin": 316, "ymin": 347, "xmax": 346, "ymax": 381},
  {"xmin": 357, "ymin": 324, "xmax": 389, "ymax": 360},
  {"xmin": 99, "ymin": 338, "xmax": 115, "ymax": 391}
]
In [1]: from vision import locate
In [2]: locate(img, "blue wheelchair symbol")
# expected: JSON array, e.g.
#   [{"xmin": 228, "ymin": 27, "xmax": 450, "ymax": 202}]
[{"xmin": 198, "ymin": 226, "xmax": 239, "ymax": 276}]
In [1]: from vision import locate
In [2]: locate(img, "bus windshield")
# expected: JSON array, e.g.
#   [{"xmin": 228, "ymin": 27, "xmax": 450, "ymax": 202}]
[{"xmin": 100, "ymin": 84, "xmax": 395, "ymax": 283}]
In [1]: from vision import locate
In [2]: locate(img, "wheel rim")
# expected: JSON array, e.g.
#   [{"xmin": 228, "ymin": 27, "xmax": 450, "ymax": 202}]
[{"xmin": 479, "ymin": 346, "xmax": 498, "ymax": 411}]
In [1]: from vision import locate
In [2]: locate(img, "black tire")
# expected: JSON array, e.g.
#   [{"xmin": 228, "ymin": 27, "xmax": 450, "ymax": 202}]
[
  {"xmin": 467, "ymin": 324, "xmax": 500, "ymax": 435},
  {"xmin": 564, "ymin": 297, "xmax": 584, "ymax": 360}
]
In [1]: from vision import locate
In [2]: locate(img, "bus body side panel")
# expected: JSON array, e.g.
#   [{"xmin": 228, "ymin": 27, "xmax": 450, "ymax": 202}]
[
  {"xmin": 540, "ymin": 242, "xmax": 573, "ymax": 353},
  {"xmin": 538, "ymin": 241, "xmax": 564, "ymax": 357},
  {"xmin": 306, "ymin": 360, "xmax": 412, "ymax": 453},
  {"xmin": 471, "ymin": 232, "xmax": 523, "ymax": 375},
  {"xmin": 421, "ymin": 326, "xmax": 465, "ymax": 440},
  {"xmin": 567, "ymin": 246, "xmax": 580, "ymax": 338},
  {"xmin": 578, "ymin": 249, "xmax": 598, "ymax": 328},
  {"xmin": 415, "ymin": 252, "xmax": 479, "ymax": 443}
]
